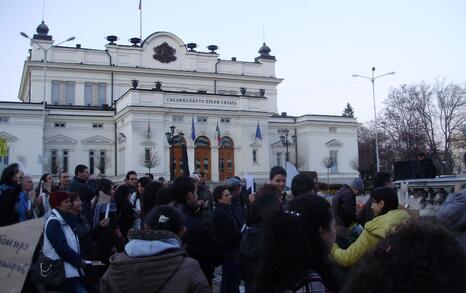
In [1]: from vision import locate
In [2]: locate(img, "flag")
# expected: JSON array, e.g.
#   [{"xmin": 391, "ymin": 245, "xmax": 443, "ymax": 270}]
[
  {"xmin": 191, "ymin": 117, "xmax": 196, "ymax": 141},
  {"xmin": 285, "ymin": 161, "xmax": 299, "ymax": 188},
  {"xmin": 138, "ymin": 0, "xmax": 142, "ymax": 10},
  {"xmin": 255, "ymin": 121, "xmax": 262, "ymax": 140},
  {"xmin": 215, "ymin": 122, "xmax": 221, "ymax": 146},
  {"xmin": 0, "ymin": 138, "xmax": 7, "ymax": 157}
]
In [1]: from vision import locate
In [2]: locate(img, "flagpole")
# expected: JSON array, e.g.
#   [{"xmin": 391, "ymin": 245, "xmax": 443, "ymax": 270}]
[{"xmin": 139, "ymin": 0, "xmax": 142, "ymax": 41}]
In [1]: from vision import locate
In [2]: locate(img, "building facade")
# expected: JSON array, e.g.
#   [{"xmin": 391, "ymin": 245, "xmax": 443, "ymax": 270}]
[{"xmin": 0, "ymin": 22, "xmax": 359, "ymax": 183}]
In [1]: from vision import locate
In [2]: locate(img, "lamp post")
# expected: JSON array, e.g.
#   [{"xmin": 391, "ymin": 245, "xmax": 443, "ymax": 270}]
[
  {"xmin": 352, "ymin": 67, "xmax": 395, "ymax": 172},
  {"xmin": 166, "ymin": 125, "xmax": 177, "ymax": 181},
  {"xmin": 20, "ymin": 32, "xmax": 75, "ymax": 170},
  {"xmin": 279, "ymin": 129, "xmax": 296, "ymax": 163}
]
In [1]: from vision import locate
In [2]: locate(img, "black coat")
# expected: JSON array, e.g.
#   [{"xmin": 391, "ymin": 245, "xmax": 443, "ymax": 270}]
[
  {"xmin": 212, "ymin": 203, "xmax": 243, "ymax": 257},
  {"xmin": 420, "ymin": 158, "xmax": 437, "ymax": 178},
  {"xmin": 239, "ymin": 224, "xmax": 261, "ymax": 284},
  {"xmin": 0, "ymin": 183, "xmax": 21, "ymax": 226},
  {"xmin": 68, "ymin": 177, "xmax": 96, "ymax": 224}
]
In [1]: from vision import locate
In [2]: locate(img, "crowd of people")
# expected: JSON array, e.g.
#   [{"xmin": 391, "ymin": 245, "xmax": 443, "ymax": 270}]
[{"xmin": 1, "ymin": 159, "xmax": 466, "ymax": 293}]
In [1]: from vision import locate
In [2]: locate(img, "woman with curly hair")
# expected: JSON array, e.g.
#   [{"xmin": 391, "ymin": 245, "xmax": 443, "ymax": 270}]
[
  {"xmin": 342, "ymin": 221, "xmax": 466, "ymax": 293},
  {"xmin": 331, "ymin": 186, "xmax": 409, "ymax": 267},
  {"xmin": 254, "ymin": 194, "xmax": 339, "ymax": 293}
]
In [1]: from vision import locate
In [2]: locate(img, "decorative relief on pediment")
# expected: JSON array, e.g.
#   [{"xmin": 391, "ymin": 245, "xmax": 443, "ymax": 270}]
[
  {"xmin": 46, "ymin": 134, "xmax": 76, "ymax": 145},
  {"xmin": 82, "ymin": 135, "xmax": 113, "ymax": 145},
  {"xmin": 0, "ymin": 131, "xmax": 17, "ymax": 142},
  {"xmin": 153, "ymin": 42, "xmax": 177, "ymax": 63},
  {"xmin": 325, "ymin": 139, "xmax": 343, "ymax": 147}
]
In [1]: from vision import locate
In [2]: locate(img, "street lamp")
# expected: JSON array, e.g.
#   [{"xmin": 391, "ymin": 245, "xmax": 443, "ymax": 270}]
[
  {"xmin": 166, "ymin": 125, "xmax": 177, "ymax": 181},
  {"xmin": 279, "ymin": 129, "xmax": 296, "ymax": 163},
  {"xmin": 20, "ymin": 32, "xmax": 75, "ymax": 170},
  {"xmin": 352, "ymin": 67, "xmax": 395, "ymax": 172}
]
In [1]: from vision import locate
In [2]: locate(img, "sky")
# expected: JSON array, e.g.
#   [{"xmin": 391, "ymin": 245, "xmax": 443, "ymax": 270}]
[{"xmin": 0, "ymin": 0, "xmax": 465, "ymax": 122}]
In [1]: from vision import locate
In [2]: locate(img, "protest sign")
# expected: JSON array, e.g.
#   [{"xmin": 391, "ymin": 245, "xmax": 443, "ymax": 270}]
[{"xmin": 0, "ymin": 219, "xmax": 44, "ymax": 293}]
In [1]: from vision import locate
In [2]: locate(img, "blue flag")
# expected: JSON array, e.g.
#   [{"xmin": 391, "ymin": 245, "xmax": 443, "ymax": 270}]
[
  {"xmin": 191, "ymin": 117, "xmax": 196, "ymax": 140},
  {"xmin": 255, "ymin": 121, "xmax": 262, "ymax": 140}
]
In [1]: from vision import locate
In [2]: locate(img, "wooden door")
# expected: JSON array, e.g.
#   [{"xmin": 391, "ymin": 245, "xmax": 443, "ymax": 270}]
[
  {"xmin": 219, "ymin": 147, "xmax": 234, "ymax": 181},
  {"xmin": 171, "ymin": 145, "xmax": 184, "ymax": 177},
  {"xmin": 195, "ymin": 147, "xmax": 211, "ymax": 180}
]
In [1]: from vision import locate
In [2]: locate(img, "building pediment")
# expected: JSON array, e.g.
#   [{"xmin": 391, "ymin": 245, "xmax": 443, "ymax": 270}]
[
  {"xmin": 249, "ymin": 141, "xmax": 262, "ymax": 148},
  {"xmin": 326, "ymin": 139, "xmax": 343, "ymax": 147},
  {"xmin": 271, "ymin": 140, "xmax": 284, "ymax": 148},
  {"xmin": 140, "ymin": 140, "xmax": 156, "ymax": 147},
  {"xmin": 82, "ymin": 135, "xmax": 113, "ymax": 145},
  {"xmin": 46, "ymin": 134, "xmax": 77, "ymax": 145},
  {"xmin": 0, "ymin": 131, "xmax": 17, "ymax": 142}
]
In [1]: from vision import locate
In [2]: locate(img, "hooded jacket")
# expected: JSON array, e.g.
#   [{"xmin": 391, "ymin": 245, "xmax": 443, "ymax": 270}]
[
  {"xmin": 438, "ymin": 189, "xmax": 466, "ymax": 254},
  {"xmin": 331, "ymin": 209, "xmax": 409, "ymax": 267},
  {"xmin": 100, "ymin": 230, "xmax": 211, "ymax": 293}
]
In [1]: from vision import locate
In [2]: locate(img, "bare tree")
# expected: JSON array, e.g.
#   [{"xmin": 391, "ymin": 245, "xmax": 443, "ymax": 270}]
[
  {"xmin": 48, "ymin": 155, "xmax": 63, "ymax": 175},
  {"xmin": 322, "ymin": 157, "xmax": 335, "ymax": 194},
  {"xmin": 140, "ymin": 148, "xmax": 161, "ymax": 173},
  {"xmin": 435, "ymin": 79, "xmax": 466, "ymax": 173},
  {"xmin": 95, "ymin": 153, "xmax": 112, "ymax": 176}
]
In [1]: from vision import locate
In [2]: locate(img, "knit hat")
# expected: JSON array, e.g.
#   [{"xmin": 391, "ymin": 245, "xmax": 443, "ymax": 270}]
[
  {"xmin": 226, "ymin": 177, "xmax": 241, "ymax": 188},
  {"xmin": 50, "ymin": 191, "xmax": 69, "ymax": 209},
  {"xmin": 349, "ymin": 178, "xmax": 364, "ymax": 193}
]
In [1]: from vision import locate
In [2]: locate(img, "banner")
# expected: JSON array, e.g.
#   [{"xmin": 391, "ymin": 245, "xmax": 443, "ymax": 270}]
[
  {"xmin": 0, "ymin": 137, "xmax": 7, "ymax": 157},
  {"xmin": 0, "ymin": 219, "xmax": 44, "ymax": 292}
]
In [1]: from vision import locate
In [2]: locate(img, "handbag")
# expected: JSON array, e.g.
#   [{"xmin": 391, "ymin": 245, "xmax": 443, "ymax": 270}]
[{"xmin": 34, "ymin": 253, "xmax": 66, "ymax": 289}]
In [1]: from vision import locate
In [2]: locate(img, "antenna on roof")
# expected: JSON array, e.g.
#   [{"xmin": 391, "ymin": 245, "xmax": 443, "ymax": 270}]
[{"xmin": 262, "ymin": 24, "xmax": 266, "ymax": 44}]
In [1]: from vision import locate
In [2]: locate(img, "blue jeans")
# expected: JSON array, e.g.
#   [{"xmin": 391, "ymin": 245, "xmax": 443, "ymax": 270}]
[
  {"xmin": 66, "ymin": 277, "xmax": 88, "ymax": 293},
  {"xmin": 221, "ymin": 257, "xmax": 241, "ymax": 293}
]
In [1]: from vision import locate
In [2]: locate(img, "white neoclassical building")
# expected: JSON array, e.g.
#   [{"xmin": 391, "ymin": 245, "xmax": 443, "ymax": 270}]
[{"xmin": 0, "ymin": 21, "xmax": 359, "ymax": 183}]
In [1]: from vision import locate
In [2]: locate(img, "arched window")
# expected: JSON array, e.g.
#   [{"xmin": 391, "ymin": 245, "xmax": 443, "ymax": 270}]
[
  {"xmin": 195, "ymin": 136, "xmax": 210, "ymax": 147},
  {"xmin": 221, "ymin": 136, "xmax": 234, "ymax": 147}
]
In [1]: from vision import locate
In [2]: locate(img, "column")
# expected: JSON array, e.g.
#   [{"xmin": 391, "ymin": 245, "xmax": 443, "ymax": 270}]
[
  {"xmin": 188, "ymin": 146, "xmax": 195, "ymax": 175},
  {"xmin": 212, "ymin": 146, "xmax": 219, "ymax": 182}
]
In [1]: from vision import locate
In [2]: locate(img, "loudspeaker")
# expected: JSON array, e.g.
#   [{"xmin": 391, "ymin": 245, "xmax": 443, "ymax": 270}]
[{"xmin": 394, "ymin": 160, "xmax": 423, "ymax": 180}]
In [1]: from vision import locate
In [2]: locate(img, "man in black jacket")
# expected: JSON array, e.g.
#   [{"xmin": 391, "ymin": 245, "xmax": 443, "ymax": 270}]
[
  {"xmin": 332, "ymin": 177, "xmax": 364, "ymax": 248},
  {"xmin": 212, "ymin": 185, "xmax": 242, "ymax": 293},
  {"xmin": 172, "ymin": 175, "xmax": 223, "ymax": 285},
  {"xmin": 417, "ymin": 152, "xmax": 437, "ymax": 178},
  {"xmin": 68, "ymin": 165, "xmax": 96, "ymax": 224}
]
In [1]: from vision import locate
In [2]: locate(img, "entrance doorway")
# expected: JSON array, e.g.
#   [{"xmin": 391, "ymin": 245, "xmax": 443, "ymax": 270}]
[
  {"xmin": 218, "ymin": 136, "xmax": 234, "ymax": 181},
  {"xmin": 194, "ymin": 136, "xmax": 211, "ymax": 180},
  {"xmin": 170, "ymin": 135, "xmax": 186, "ymax": 178}
]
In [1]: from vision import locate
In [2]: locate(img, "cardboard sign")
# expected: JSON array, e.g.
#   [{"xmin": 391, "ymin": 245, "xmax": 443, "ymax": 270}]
[{"xmin": 0, "ymin": 219, "xmax": 44, "ymax": 292}]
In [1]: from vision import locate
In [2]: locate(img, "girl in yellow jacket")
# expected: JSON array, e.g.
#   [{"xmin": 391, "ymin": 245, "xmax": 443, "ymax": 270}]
[{"xmin": 331, "ymin": 186, "xmax": 409, "ymax": 267}]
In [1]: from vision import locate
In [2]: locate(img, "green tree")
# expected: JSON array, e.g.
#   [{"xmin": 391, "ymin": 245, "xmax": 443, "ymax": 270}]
[{"xmin": 342, "ymin": 103, "xmax": 355, "ymax": 118}]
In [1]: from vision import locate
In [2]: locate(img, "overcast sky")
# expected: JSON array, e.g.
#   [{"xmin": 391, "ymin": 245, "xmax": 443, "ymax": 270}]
[{"xmin": 1, "ymin": 0, "xmax": 465, "ymax": 122}]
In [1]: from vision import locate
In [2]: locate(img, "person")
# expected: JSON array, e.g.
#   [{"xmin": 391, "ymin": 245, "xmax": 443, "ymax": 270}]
[
  {"xmin": 124, "ymin": 170, "xmax": 138, "ymax": 194},
  {"xmin": 57, "ymin": 171, "xmax": 70, "ymax": 190},
  {"xmin": 130, "ymin": 177, "xmax": 150, "ymax": 230},
  {"xmin": 342, "ymin": 221, "xmax": 466, "ymax": 293},
  {"xmin": 438, "ymin": 180, "xmax": 466, "ymax": 254},
  {"xmin": 154, "ymin": 186, "xmax": 176, "ymax": 206},
  {"xmin": 0, "ymin": 163, "xmax": 22, "ymax": 226},
  {"xmin": 417, "ymin": 152, "xmax": 437, "ymax": 178},
  {"xmin": 269, "ymin": 166, "xmax": 287, "ymax": 203},
  {"xmin": 358, "ymin": 172, "xmax": 393, "ymax": 227},
  {"xmin": 332, "ymin": 177, "xmax": 364, "ymax": 248},
  {"xmin": 35, "ymin": 173, "xmax": 54, "ymax": 218},
  {"xmin": 240, "ymin": 187, "xmax": 281, "ymax": 293},
  {"xmin": 68, "ymin": 165, "xmax": 96, "ymax": 224},
  {"xmin": 158, "ymin": 176, "xmax": 167, "ymax": 186},
  {"xmin": 291, "ymin": 172, "xmax": 316, "ymax": 197},
  {"xmin": 172, "ymin": 176, "xmax": 223, "ymax": 284},
  {"xmin": 144, "ymin": 173, "xmax": 154, "ymax": 181},
  {"xmin": 254, "ymin": 194, "xmax": 339, "ymax": 293},
  {"xmin": 331, "ymin": 187, "xmax": 409, "ymax": 267},
  {"xmin": 140, "ymin": 181, "xmax": 163, "ymax": 223},
  {"xmin": 42, "ymin": 191, "xmax": 87, "ymax": 293},
  {"xmin": 100, "ymin": 205, "xmax": 211, "ymax": 293},
  {"xmin": 114, "ymin": 185, "xmax": 136, "ymax": 241},
  {"xmin": 17, "ymin": 174, "xmax": 34, "ymax": 221},
  {"xmin": 195, "ymin": 171, "xmax": 213, "ymax": 226},
  {"xmin": 226, "ymin": 177, "xmax": 246, "ymax": 230},
  {"xmin": 212, "ymin": 185, "xmax": 242, "ymax": 293}
]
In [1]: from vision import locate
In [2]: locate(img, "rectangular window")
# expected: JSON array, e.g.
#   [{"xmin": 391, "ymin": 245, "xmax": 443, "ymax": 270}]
[
  {"xmin": 85, "ymin": 82, "xmax": 107, "ymax": 106},
  {"xmin": 330, "ymin": 150, "xmax": 338, "ymax": 173},
  {"xmin": 51, "ymin": 149, "xmax": 58, "ymax": 175},
  {"xmin": 220, "ymin": 117, "xmax": 231, "ymax": 124},
  {"xmin": 51, "ymin": 81, "xmax": 75, "ymax": 105},
  {"xmin": 252, "ymin": 149, "xmax": 258, "ymax": 163},
  {"xmin": 63, "ymin": 149, "xmax": 69, "ymax": 173},
  {"xmin": 99, "ymin": 150, "xmax": 106, "ymax": 174},
  {"xmin": 54, "ymin": 122, "xmax": 66, "ymax": 128},
  {"xmin": 0, "ymin": 147, "xmax": 9, "ymax": 171},
  {"xmin": 276, "ymin": 152, "xmax": 282, "ymax": 167},
  {"xmin": 145, "ymin": 148, "xmax": 151, "ymax": 162},
  {"xmin": 89, "ymin": 150, "xmax": 95, "ymax": 174},
  {"xmin": 172, "ymin": 116, "xmax": 184, "ymax": 122},
  {"xmin": 329, "ymin": 127, "xmax": 337, "ymax": 133},
  {"xmin": 197, "ymin": 117, "xmax": 208, "ymax": 123},
  {"xmin": 92, "ymin": 123, "xmax": 103, "ymax": 128},
  {"xmin": 0, "ymin": 117, "xmax": 10, "ymax": 123}
]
